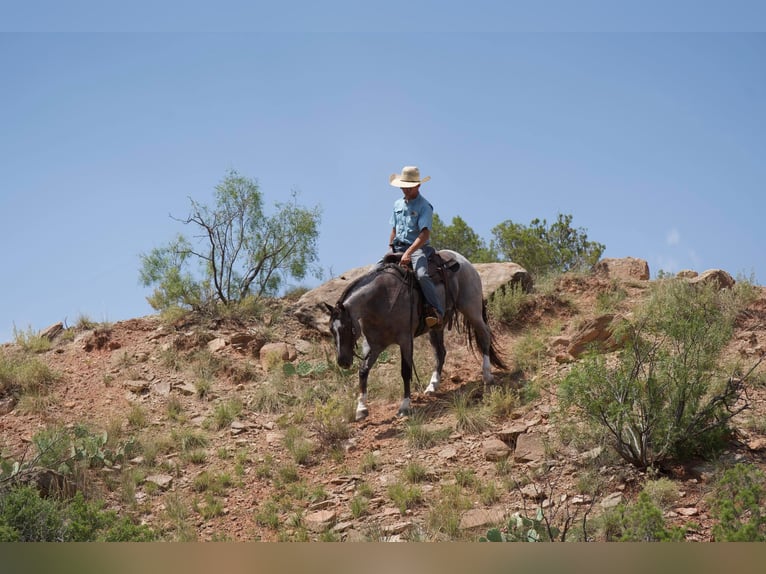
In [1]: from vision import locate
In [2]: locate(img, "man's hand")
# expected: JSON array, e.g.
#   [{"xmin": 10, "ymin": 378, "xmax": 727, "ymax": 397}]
[{"xmin": 400, "ymin": 252, "xmax": 412, "ymax": 267}]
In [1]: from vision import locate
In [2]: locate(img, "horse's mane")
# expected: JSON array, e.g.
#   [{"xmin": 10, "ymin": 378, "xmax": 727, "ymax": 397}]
[{"xmin": 336, "ymin": 264, "xmax": 408, "ymax": 305}]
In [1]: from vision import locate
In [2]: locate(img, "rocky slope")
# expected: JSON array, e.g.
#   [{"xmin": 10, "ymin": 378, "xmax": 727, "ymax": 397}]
[{"xmin": 1, "ymin": 259, "xmax": 765, "ymax": 541}]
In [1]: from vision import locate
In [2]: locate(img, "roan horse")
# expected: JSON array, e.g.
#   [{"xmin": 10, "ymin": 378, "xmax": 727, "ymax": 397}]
[{"xmin": 326, "ymin": 249, "xmax": 506, "ymax": 420}]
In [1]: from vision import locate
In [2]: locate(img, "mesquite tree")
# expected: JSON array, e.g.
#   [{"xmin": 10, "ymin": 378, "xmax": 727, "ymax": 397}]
[{"xmin": 140, "ymin": 170, "xmax": 321, "ymax": 310}]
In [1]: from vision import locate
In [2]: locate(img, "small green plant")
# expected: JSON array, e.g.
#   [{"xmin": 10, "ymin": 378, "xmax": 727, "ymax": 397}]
[
  {"xmin": 387, "ymin": 482, "xmax": 423, "ymax": 514},
  {"xmin": 313, "ymin": 396, "xmax": 353, "ymax": 446},
  {"xmin": 488, "ymin": 283, "xmax": 530, "ymax": 324},
  {"xmin": 642, "ymin": 477, "xmax": 680, "ymax": 510},
  {"xmin": 350, "ymin": 496, "xmax": 369, "ymax": 519},
  {"xmin": 172, "ymin": 428, "xmax": 209, "ymax": 453},
  {"xmin": 12, "ymin": 325, "xmax": 52, "ymax": 353},
  {"xmin": 127, "ymin": 404, "xmax": 149, "ymax": 429},
  {"xmin": 485, "ymin": 386, "xmax": 518, "ymax": 420},
  {"xmin": 513, "ymin": 332, "xmax": 548, "ymax": 374},
  {"xmin": 166, "ymin": 395, "xmax": 184, "ymax": 421},
  {"xmin": 255, "ymin": 499, "xmax": 281, "ymax": 529},
  {"xmin": 211, "ymin": 397, "xmax": 243, "ymax": 430},
  {"xmin": 403, "ymin": 461, "xmax": 429, "ymax": 484},
  {"xmin": 427, "ymin": 483, "xmax": 472, "ymax": 539},
  {"xmin": 602, "ymin": 492, "xmax": 685, "ymax": 542},
  {"xmin": 595, "ymin": 282, "xmax": 627, "ymax": 314},
  {"xmin": 283, "ymin": 426, "xmax": 314, "ymax": 465},
  {"xmin": 451, "ymin": 389, "xmax": 490, "ymax": 433},
  {"xmin": 709, "ymin": 463, "xmax": 766, "ymax": 541},
  {"xmin": 360, "ymin": 451, "xmax": 381, "ymax": 473},
  {"xmin": 404, "ymin": 413, "xmax": 451, "ymax": 449}
]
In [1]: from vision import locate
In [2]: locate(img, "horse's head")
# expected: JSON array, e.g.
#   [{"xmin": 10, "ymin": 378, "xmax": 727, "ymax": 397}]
[{"xmin": 325, "ymin": 302, "xmax": 357, "ymax": 369}]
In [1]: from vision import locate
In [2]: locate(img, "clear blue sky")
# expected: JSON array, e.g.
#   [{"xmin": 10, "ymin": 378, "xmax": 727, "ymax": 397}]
[{"xmin": 2, "ymin": 5, "xmax": 765, "ymax": 342}]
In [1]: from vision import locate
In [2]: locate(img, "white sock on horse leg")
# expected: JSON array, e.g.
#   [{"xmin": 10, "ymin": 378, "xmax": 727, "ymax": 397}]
[{"xmin": 425, "ymin": 372, "xmax": 440, "ymax": 394}]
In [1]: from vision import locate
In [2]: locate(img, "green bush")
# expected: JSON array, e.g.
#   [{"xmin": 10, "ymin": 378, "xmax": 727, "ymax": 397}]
[
  {"xmin": 491, "ymin": 213, "xmax": 605, "ymax": 277},
  {"xmin": 710, "ymin": 463, "xmax": 766, "ymax": 541},
  {"xmin": 0, "ymin": 486, "xmax": 157, "ymax": 542},
  {"xmin": 603, "ymin": 492, "xmax": 685, "ymax": 542},
  {"xmin": 560, "ymin": 279, "xmax": 753, "ymax": 469},
  {"xmin": 488, "ymin": 283, "xmax": 529, "ymax": 324}
]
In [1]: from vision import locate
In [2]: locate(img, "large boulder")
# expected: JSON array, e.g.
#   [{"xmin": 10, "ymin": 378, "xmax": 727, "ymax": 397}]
[
  {"xmin": 292, "ymin": 261, "xmax": 532, "ymax": 334},
  {"xmin": 292, "ymin": 265, "xmax": 374, "ymax": 334},
  {"xmin": 594, "ymin": 257, "xmax": 650, "ymax": 281},
  {"xmin": 688, "ymin": 269, "xmax": 735, "ymax": 290},
  {"xmin": 473, "ymin": 262, "xmax": 533, "ymax": 298}
]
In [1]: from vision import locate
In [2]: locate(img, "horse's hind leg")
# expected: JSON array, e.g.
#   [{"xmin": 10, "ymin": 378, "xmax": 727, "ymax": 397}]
[
  {"xmin": 425, "ymin": 330, "xmax": 446, "ymax": 394},
  {"xmin": 464, "ymin": 305, "xmax": 495, "ymax": 386}
]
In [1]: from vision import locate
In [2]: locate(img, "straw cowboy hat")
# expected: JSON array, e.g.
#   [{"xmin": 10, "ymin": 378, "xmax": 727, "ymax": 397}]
[{"xmin": 389, "ymin": 166, "xmax": 431, "ymax": 188}]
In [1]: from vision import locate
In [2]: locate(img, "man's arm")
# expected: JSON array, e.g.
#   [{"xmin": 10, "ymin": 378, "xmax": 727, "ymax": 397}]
[{"xmin": 400, "ymin": 228, "xmax": 430, "ymax": 266}]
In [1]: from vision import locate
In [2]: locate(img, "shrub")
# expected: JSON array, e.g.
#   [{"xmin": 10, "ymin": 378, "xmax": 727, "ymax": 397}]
[
  {"xmin": 0, "ymin": 486, "xmax": 157, "ymax": 542},
  {"xmin": 603, "ymin": 492, "xmax": 685, "ymax": 542},
  {"xmin": 710, "ymin": 463, "xmax": 766, "ymax": 541},
  {"xmin": 491, "ymin": 213, "xmax": 605, "ymax": 278},
  {"xmin": 488, "ymin": 283, "xmax": 529, "ymax": 324},
  {"xmin": 560, "ymin": 280, "xmax": 753, "ymax": 469}
]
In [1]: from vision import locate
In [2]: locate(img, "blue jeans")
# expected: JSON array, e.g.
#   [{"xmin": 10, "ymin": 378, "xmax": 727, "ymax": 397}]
[{"xmin": 388, "ymin": 244, "xmax": 444, "ymax": 316}]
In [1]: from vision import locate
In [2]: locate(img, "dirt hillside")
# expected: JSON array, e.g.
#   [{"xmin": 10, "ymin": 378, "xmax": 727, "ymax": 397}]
[{"xmin": 2, "ymin": 266, "xmax": 766, "ymax": 541}]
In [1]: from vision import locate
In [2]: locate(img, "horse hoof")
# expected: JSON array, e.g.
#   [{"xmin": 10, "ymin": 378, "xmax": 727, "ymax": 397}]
[
  {"xmin": 355, "ymin": 408, "xmax": 369, "ymax": 421},
  {"xmin": 424, "ymin": 383, "xmax": 438, "ymax": 395},
  {"xmin": 396, "ymin": 408, "xmax": 411, "ymax": 418}
]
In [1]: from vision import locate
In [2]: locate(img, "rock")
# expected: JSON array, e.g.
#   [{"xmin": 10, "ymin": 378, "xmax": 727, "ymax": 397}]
[
  {"xmin": 382, "ymin": 521, "xmax": 413, "ymax": 535},
  {"xmin": 459, "ymin": 508, "xmax": 506, "ymax": 530},
  {"xmin": 513, "ymin": 432, "xmax": 546, "ymax": 463},
  {"xmin": 496, "ymin": 422, "xmax": 533, "ymax": 444},
  {"xmin": 675, "ymin": 507, "xmax": 699, "ymax": 517},
  {"xmin": 567, "ymin": 314, "xmax": 628, "ymax": 358},
  {"xmin": 594, "ymin": 257, "xmax": 650, "ymax": 281},
  {"xmin": 747, "ymin": 437, "xmax": 766, "ymax": 451},
  {"xmin": 305, "ymin": 509, "xmax": 337, "ymax": 532},
  {"xmin": 259, "ymin": 342, "xmax": 296, "ymax": 368},
  {"xmin": 145, "ymin": 474, "xmax": 173, "ymax": 490},
  {"xmin": 207, "ymin": 337, "xmax": 228, "ymax": 352},
  {"xmin": 520, "ymin": 483, "xmax": 545, "ymax": 501},
  {"xmin": 676, "ymin": 269, "xmax": 698, "ymax": 279},
  {"xmin": 153, "ymin": 380, "xmax": 172, "ymax": 396},
  {"xmin": 39, "ymin": 322, "xmax": 64, "ymax": 341},
  {"xmin": 293, "ymin": 265, "xmax": 375, "ymax": 334},
  {"xmin": 600, "ymin": 492, "xmax": 624, "ymax": 510},
  {"xmin": 230, "ymin": 333, "xmax": 257, "ymax": 350},
  {"xmin": 688, "ymin": 269, "xmax": 735, "ymax": 290},
  {"xmin": 173, "ymin": 331, "xmax": 214, "ymax": 351},
  {"xmin": 483, "ymin": 438, "xmax": 511, "ymax": 461},
  {"xmin": 473, "ymin": 262, "xmax": 533, "ymax": 298},
  {"xmin": 0, "ymin": 396, "xmax": 17, "ymax": 415},
  {"xmin": 124, "ymin": 380, "xmax": 149, "ymax": 394},
  {"xmin": 438, "ymin": 446, "xmax": 458, "ymax": 460}
]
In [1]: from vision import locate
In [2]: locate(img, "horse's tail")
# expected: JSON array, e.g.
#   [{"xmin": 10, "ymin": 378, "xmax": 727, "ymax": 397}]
[{"xmin": 462, "ymin": 300, "xmax": 508, "ymax": 371}]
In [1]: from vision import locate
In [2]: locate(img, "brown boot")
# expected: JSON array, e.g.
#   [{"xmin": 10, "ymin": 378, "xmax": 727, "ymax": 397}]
[{"xmin": 425, "ymin": 310, "xmax": 442, "ymax": 328}]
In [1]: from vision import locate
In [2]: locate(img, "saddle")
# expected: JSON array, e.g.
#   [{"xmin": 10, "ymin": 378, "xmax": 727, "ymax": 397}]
[
  {"xmin": 381, "ymin": 250, "xmax": 460, "ymax": 286},
  {"xmin": 381, "ymin": 250, "xmax": 460, "ymax": 331}
]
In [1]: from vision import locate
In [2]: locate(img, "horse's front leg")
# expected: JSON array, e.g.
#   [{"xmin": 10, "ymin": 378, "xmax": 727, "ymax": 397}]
[
  {"xmin": 356, "ymin": 340, "xmax": 380, "ymax": 421},
  {"xmin": 425, "ymin": 330, "xmax": 446, "ymax": 395}
]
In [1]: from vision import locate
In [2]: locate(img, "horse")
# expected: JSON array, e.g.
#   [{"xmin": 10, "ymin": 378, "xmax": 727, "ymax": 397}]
[{"xmin": 326, "ymin": 249, "xmax": 506, "ymax": 421}]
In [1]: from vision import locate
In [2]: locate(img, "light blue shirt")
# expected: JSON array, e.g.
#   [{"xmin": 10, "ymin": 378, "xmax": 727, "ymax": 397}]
[{"xmin": 390, "ymin": 193, "xmax": 434, "ymax": 246}]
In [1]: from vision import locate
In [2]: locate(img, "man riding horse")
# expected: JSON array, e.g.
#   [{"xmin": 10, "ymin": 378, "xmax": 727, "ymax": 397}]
[{"xmin": 386, "ymin": 166, "xmax": 444, "ymax": 329}]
